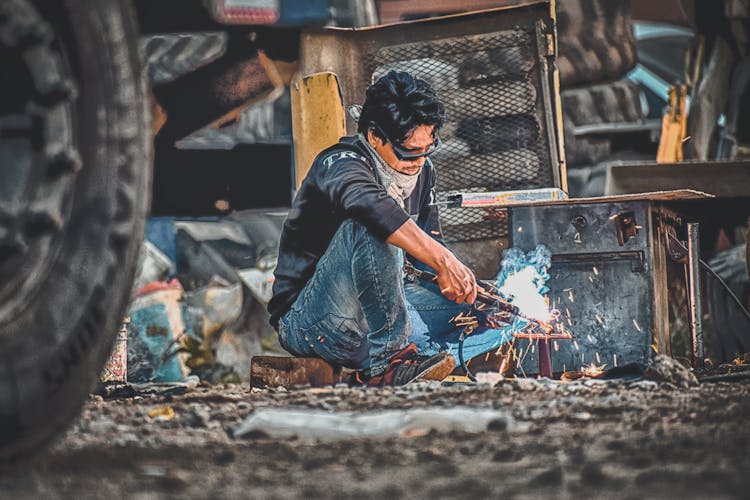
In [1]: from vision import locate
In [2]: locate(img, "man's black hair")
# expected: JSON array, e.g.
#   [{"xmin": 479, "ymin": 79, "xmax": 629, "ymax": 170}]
[{"xmin": 357, "ymin": 70, "xmax": 445, "ymax": 145}]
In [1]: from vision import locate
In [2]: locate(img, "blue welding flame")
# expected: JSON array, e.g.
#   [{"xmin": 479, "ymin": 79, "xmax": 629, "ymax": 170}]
[
  {"xmin": 406, "ymin": 244, "xmax": 554, "ymax": 366},
  {"xmin": 496, "ymin": 245, "xmax": 552, "ymax": 294},
  {"xmin": 495, "ymin": 245, "xmax": 553, "ymax": 332}
]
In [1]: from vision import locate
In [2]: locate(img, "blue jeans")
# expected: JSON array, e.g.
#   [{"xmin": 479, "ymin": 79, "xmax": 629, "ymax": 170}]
[
  {"xmin": 277, "ymin": 219, "xmax": 513, "ymax": 376},
  {"xmin": 405, "ymin": 280, "xmax": 514, "ymax": 363}
]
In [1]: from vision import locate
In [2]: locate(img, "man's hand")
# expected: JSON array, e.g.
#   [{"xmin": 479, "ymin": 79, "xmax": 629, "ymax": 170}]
[
  {"xmin": 386, "ymin": 219, "xmax": 477, "ymax": 304},
  {"xmin": 435, "ymin": 254, "xmax": 478, "ymax": 304}
]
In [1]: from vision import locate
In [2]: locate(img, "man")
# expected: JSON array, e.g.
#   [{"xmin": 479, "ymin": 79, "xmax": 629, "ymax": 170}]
[{"xmin": 269, "ymin": 70, "xmax": 509, "ymax": 386}]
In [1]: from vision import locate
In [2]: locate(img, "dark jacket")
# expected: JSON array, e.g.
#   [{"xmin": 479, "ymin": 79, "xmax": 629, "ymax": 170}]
[{"xmin": 268, "ymin": 135, "xmax": 444, "ymax": 329}]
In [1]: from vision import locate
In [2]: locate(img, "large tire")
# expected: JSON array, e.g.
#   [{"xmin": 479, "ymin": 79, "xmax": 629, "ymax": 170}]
[
  {"xmin": 556, "ymin": 0, "xmax": 637, "ymax": 87},
  {"xmin": 0, "ymin": 0, "xmax": 151, "ymax": 460},
  {"xmin": 561, "ymin": 79, "xmax": 645, "ymax": 165}
]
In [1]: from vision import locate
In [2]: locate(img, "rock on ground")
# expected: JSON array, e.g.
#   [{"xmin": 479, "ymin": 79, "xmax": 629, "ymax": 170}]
[{"xmin": 1, "ymin": 377, "xmax": 749, "ymax": 499}]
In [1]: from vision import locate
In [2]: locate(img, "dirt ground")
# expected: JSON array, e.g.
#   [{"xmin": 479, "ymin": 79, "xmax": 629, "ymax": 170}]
[{"xmin": 1, "ymin": 369, "xmax": 749, "ymax": 500}]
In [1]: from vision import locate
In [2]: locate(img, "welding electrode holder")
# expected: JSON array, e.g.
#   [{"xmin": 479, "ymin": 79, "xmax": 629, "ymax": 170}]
[
  {"xmin": 403, "ymin": 263, "xmax": 522, "ymax": 383},
  {"xmin": 402, "ymin": 263, "xmax": 521, "ymax": 316}
]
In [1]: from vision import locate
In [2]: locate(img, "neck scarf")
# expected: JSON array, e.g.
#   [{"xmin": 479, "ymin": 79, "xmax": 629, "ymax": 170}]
[{"xmin": 358, "ymin": 133, "xmax": 422, "ymax": 208}]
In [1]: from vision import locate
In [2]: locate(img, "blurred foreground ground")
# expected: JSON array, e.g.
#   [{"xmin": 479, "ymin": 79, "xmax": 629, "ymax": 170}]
[{"xmin": 2, "ymin": 376, "xmax": 749, "ymax": 499}]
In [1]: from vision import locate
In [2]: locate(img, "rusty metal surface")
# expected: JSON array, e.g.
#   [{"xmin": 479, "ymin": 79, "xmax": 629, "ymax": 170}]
[
  {"xmin": 604, "ymin": 160, "xmax": 750, "ymax": 198},
  {"xmin": 509, "ymin": 201, "xmax": 668, "ymax": 374},
  {"xmin": 377, "ymin": 0, "xmax": 544, "ymax": 25},
  {"xmin": 298, "ymin": 4, "xmax": 563, "ymax": 244}
]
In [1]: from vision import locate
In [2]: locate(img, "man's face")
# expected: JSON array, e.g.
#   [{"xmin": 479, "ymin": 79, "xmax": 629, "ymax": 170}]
[{"xmin": 367, "ymin": 124, "xmax": 436, "ymax": 175}]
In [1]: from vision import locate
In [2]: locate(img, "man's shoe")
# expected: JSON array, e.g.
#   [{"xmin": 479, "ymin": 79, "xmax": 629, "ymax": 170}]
[{"xmin": 354, "ymin": 343, "xmax": 455, "ymax": 386}]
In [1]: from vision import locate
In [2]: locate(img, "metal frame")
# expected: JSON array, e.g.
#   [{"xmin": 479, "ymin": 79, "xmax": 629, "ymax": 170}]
[{"xmin": 296, "ymin": 2, "xmax": 565, "ymax": 192}]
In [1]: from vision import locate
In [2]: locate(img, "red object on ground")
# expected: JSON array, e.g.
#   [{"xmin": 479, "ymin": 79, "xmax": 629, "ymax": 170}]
[{"xmin": 133, "ymin": 278, "xmax": 183, "ymax": 298}]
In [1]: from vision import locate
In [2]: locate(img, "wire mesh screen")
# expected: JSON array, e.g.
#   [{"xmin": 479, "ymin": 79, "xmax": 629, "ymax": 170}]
[{"xmin": 366, "ymin": 26, "xmax": 555, "ymax": 242}]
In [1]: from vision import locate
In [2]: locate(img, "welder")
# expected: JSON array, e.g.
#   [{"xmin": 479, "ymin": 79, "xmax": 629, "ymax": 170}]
[{"xmin": 268, "ymin": 70, "xmax": 513, "ymax": 386}]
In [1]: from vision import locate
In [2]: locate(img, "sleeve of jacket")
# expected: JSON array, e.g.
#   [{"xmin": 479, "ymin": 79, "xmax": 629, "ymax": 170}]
[
  {"xmin": 417, "ymin": 159, "xmax": 446, "ymax": 247},
  {"xmin": 320, "ymin": 156, "xmax": 410, "ymax": 240}
]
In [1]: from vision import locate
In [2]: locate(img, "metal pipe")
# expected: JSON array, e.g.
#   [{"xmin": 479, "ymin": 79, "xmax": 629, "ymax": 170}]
[
  {"xmin": 687, "ymin": 223, "xmax": 704, "ymax": 369},
  {"xmin": 537, "ymin": 339, "xmax": 553, "ymax": 378}
]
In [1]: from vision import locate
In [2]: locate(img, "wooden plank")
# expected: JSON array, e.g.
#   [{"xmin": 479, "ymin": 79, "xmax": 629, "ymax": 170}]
[
  {"xmin": 570, "ymin": 189, "xmax": 714, "ymax": 203},
  {"xmin": 463, "ymin": 189, "xmax": 713, "ymax": 208},
  {"xmin": 250, "ymin": 356, "xmax": 342, "ymax": 389},
  {"xmin": 650, "ymin": 206, "xmax": 672, "ymax": 357}
]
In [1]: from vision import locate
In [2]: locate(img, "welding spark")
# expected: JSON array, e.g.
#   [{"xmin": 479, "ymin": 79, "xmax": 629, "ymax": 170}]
[
  {"xmin": 595, "ymin": 314, "xmax": 604, "ymax": 325},
  {"xmin": 554, "ymin": 340, "xmax": 559, "ymax": 351},
  {"xmin": 565, "ymin": 308, "xmax": 571, "ymax": 318},
  {"xmin": 498, "ymin": 266, "xmax": 553, "ymax": 323},
  {"xmin": 581, "ymin": 362, "xmax": 607, "ymax": 377},
  {"xmin": 595, "ymin": 352, "xmax": 601, "ymax": 363},
  {"xmin": 573, "ymin": 340, "xmax": 580, "ymax": 351},
  {"xmin": 588, "ymin": 276, "xmax": 594, "ymax": 284},
  {"xmin": 632, "ymin": 319, "xmax": 642, "ymax": 332},
  {"xmin": 593, "ymin": 266, "xmax": 599, "ymax": 275},
  {"xmin": 568, "ymin": 290, "xmax": 575, "ymax": 303},
  {"xmin": 613, "ymin": 354, "xmax": 618, "ymax": 367},
  {"xmin": 451, "ymin": 312, "xmax": 478, "ymax": 333},
  {"xmin": 522, "ymin": 341, "xmax": 533, "ymax": 363}
]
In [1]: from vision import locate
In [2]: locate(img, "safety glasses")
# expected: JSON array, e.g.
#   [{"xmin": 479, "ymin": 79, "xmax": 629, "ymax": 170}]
[{"xmin": 372, "ymin": 125, "xmax": 441, "ymax": 161}]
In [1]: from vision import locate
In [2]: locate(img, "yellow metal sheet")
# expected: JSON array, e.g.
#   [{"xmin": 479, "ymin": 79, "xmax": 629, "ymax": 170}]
[{"xmin": 291, "ymin": 72, "xmax": 347, "ymax": 189}]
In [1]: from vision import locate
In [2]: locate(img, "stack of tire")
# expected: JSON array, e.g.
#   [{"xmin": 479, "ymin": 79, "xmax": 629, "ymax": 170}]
[{"xmin": 556, "ymin": 0, "xmax": 647, "ymax": 196}]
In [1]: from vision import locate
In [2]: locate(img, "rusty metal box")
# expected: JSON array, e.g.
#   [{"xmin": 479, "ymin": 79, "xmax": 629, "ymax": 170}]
[{"xmin": 508, "ymin": 199, "xmax": 683, "ymax": 374}]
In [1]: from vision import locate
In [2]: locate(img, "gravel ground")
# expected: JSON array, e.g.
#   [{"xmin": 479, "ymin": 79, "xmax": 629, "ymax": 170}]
[{"xmin": 1, "ymin": 370, "xmax": 749, "ymax": 500}]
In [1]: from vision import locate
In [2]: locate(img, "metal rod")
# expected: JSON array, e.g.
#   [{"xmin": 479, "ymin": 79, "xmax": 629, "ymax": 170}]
[
  {"xmin": 668, "ymin": 232, "xmax": 750, "ymax": 322},
  {"xmin": 537, "ymin": 339, "xmax": 552, "ymax": 378},
  {"xmin": 687, "ymin": 223, "xmax": 704, "ymax": 369}
]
